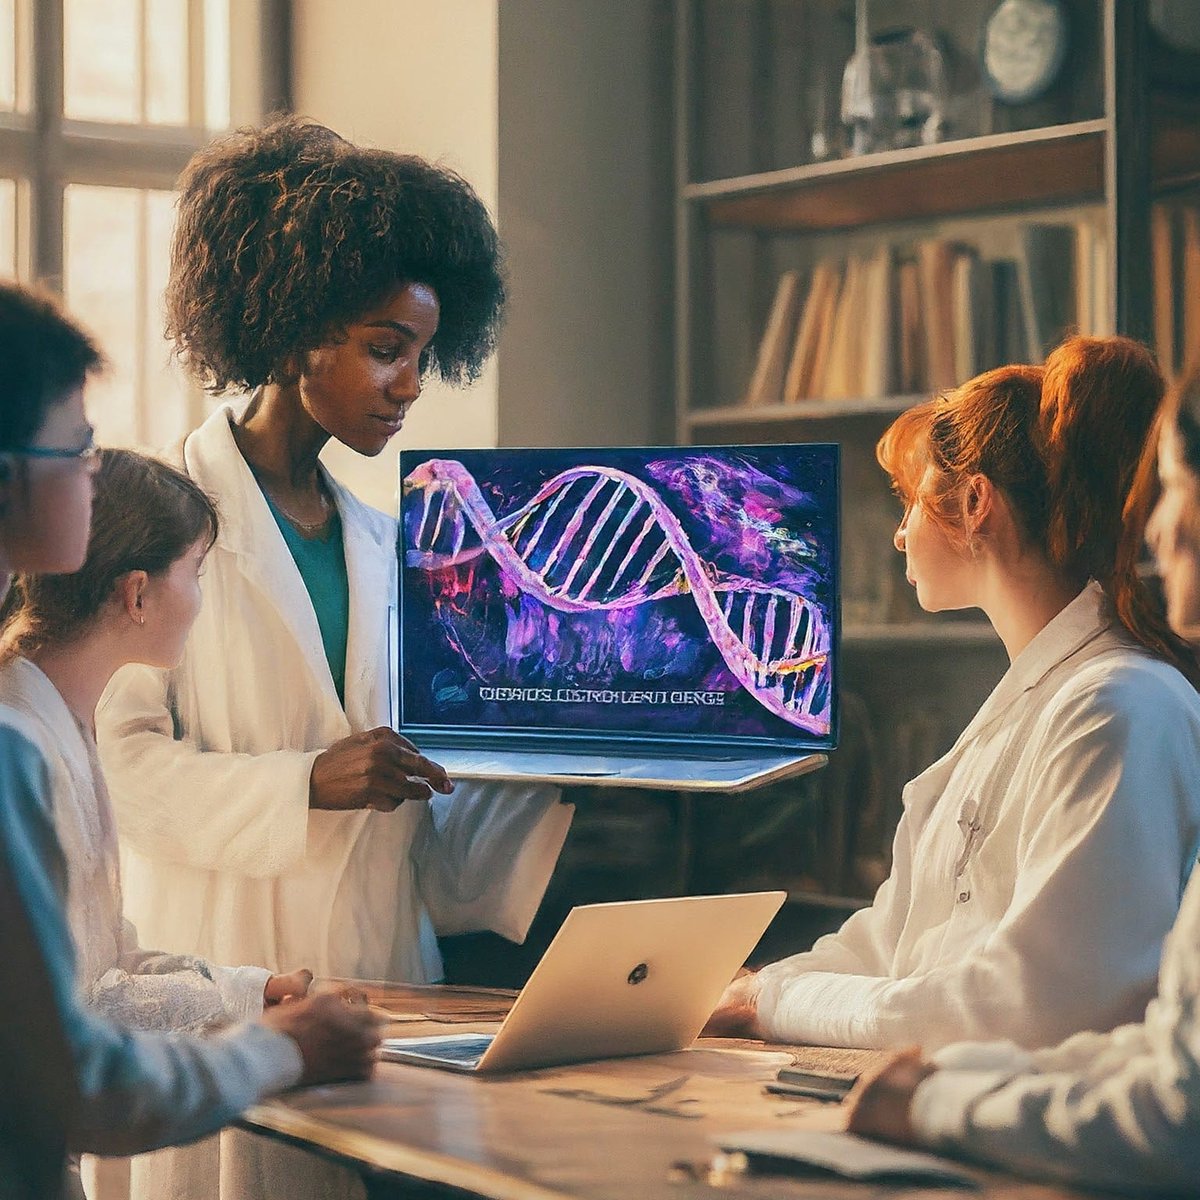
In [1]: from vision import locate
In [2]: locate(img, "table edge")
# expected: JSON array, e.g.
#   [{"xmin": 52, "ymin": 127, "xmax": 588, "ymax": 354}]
[{"xmin": 239, "ymin": 1100, "xmax": 572, "ymax": 1200}]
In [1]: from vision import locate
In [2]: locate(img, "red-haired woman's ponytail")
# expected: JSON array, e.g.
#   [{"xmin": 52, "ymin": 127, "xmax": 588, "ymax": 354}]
[{"xmin": 1039, "ymin": 335, "xmax": 1199, "ymax": 684}]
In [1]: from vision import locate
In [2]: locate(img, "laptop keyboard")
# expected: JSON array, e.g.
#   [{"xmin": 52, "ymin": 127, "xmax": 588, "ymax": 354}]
[{"xmin": 383, "ymin": 1035, "xmax": 494, "ymax": 1066}]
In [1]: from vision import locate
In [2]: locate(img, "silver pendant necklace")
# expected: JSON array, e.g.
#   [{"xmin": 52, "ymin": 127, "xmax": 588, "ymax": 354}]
[{"xmin": 269, "ymin": 485, "xmax": 332, "ymax": 534}]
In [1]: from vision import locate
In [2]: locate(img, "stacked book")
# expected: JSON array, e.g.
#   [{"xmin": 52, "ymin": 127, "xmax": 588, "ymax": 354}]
[
  {"xmin": 1152, "ymin": 200, "xmax": 1200, "ymax": 385},
  {"xmin": 742, "ymin": 222, "xmax": 1108, "ymax": 408}
]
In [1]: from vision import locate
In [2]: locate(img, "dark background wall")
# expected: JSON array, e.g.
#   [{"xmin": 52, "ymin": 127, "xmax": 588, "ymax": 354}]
[{"xmin": 496, "ymin": 0, "xmax": 676, "ymax": 449}]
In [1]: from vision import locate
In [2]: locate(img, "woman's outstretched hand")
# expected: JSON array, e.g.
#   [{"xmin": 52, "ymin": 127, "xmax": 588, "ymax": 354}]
[
  {"xmin": 701, "ymin": 968, "xmax": 765, "ymax": 1038},
  {"xmin": 263, "ymin": 967, "xmax": 313, "ymax": 1006},
  {"xmin": 844, "ymin": 1047, "xmax": 935, "ymax": 1145},
  {"xmin": 309, "ymin": 727, "xmax": 453, "ymax": 811}
]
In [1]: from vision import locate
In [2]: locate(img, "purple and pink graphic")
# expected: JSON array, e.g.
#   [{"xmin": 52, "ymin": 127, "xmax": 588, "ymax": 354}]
[{"xmin": 398, "ymin": 447, "xmax": 838, "ymax": 744}]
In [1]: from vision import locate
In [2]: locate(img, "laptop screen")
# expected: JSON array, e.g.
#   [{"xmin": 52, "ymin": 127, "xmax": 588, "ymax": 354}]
[{"xmin": 397, "ymin": 445, "xmax": 839, "ymax": 750}]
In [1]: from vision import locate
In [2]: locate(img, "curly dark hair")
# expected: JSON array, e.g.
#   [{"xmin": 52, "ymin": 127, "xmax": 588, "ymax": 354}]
[{"xmin": 165, "ymin": 116, "xmax": 505, "ymax": 392}]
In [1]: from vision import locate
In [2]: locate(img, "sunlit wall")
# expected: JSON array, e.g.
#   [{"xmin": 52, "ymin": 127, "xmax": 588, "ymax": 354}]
[{"xmin": 292, "ymin": 0, "xmax": 501, "ymax": 513}]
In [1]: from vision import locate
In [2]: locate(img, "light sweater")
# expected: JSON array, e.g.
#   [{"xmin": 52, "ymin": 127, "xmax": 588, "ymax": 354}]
[
  {"xmin": 0, "ymin": 714, "xmax": 301, "ymax": 1168},
  {"xmin": 755, "ymin": 584, "xmax": 1200, "ymax": 1051}
]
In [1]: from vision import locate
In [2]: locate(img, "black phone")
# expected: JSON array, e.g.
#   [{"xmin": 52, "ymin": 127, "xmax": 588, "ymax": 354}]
[
  {"xmin": 764, "ymin": 1082, "xmax": 847, "ymax": 1103},
  {"xmin": 766, "ymin": 1067, "xmax": 858, "ymax": 1103}
]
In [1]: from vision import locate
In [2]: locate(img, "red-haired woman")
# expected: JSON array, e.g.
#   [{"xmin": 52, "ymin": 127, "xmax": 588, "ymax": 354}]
[
  {"xmin": 844, "ymin": 370, "xmax": 1200, "ymax": 1195},
  {"xmin": 708, "ymin": 336, "xmax": 1200, "ymax": 1055}
]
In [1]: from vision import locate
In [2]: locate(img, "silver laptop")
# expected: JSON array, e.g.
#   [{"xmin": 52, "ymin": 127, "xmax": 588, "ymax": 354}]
[
  {"xmin": 394, "ymin": 445, "xmax": 839, "ymax": 791},
  {"xmin": 380, "ymin": 891, "xmax": 786, "ymax": 1074}
]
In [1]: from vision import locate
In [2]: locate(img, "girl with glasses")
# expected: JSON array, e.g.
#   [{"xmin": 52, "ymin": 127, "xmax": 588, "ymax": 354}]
[{"xmin": 0, "ymin": 283, "xmax": 379, "ymax": 1200}]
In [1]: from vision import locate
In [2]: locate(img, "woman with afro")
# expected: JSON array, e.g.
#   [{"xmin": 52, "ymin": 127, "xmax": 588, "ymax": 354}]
[{"xmin": 95, "ymin": 117, "xmax": 572, "ymax": 1200}]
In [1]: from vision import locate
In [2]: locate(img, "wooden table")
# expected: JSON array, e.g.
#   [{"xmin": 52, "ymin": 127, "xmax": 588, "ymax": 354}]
[{"xmin": 238, "ymin": 983, "xmax": 1101, "ymax": 1200}]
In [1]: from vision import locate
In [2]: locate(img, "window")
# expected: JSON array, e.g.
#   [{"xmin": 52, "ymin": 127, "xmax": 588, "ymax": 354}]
[{"xmin": 0, "ymin": 1, "xmax": 287, "ymax": 449}]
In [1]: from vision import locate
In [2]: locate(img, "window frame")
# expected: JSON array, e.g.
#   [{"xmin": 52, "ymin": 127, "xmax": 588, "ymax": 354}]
[
  {"xmin": 0, "ymin": 0, "xmax": 289, "ymax": 442},
  {"xmin": 0, "ymin": 0, "xmax": 289, "ymax": 282}
]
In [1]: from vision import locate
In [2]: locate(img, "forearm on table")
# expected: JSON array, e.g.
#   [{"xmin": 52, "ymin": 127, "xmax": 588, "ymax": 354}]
[
  {"xmin": 912, "ymin": 1055, "xmax": 1200, "ymax": 1195},
  {"xmin": 68, "ymin": 1015, "xmax": 302, "ymax": 1156}
]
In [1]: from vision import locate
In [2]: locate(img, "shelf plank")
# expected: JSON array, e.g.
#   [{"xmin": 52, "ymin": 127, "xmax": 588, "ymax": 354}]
[
  {"xmin": 687, "ymin": 120, "xmax": 1108, "ymax": 232},
  {"xmin": 1152, "ymin": 106, "xmax": 1200, "ymax": 194},
  {"xmin": 842, "ymin": 622, "xmax": 998, "ymax": 646},
  {"xmin": 687, "ymin": 394, "xmax": 925, "ymax": 427}
]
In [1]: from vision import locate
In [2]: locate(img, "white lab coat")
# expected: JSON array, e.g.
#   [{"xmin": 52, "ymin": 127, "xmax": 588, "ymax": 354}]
[
  {"xmin": 95, "ymin": 403, "xmax": 572, "ymax": 1200},
  {"xmin": 754, "ymin": 583, "xmax": 1200, "ymax": 1052}
]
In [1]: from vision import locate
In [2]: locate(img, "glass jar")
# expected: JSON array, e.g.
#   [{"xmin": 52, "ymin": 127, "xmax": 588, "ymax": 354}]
[{"xmin": 841, "ymin": 27, "xmax": 948, "ymax": 156}]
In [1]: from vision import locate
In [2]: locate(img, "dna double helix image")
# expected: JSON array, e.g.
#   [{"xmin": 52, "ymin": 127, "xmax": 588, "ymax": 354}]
[{"xmin": 403, "ymin": 456, "xmax": 833, "ymax": 735}]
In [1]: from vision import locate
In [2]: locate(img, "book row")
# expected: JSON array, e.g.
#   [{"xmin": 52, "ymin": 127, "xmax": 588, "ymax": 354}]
[{"xmin": 742, "ymin": 221, "xmax": 1110, "ymax": 407}]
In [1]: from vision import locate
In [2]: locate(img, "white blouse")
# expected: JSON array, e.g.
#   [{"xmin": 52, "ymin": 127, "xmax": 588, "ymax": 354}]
[
  {"xmin": 754, "ymin": 584, "xmax": 1200, "ymax": 1052},
  {"xmin": 0, "ymin": 657, "xmax": 269, "ymax": 1031},
  {"xmin": 912, "ymin": 853, "xmax": 1200, "ymax": 1194}
]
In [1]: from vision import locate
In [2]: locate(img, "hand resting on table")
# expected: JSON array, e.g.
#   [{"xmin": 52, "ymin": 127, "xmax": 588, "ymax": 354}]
[{"xmin": 261, "ymin": 991, "xmax": 383, "ymax": 1085}]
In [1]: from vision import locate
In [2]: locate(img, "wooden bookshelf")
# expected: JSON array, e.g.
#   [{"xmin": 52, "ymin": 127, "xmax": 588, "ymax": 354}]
[
  {"xmin": 666, "ymin": 0, "xmax": 1200, "ymax": 911},
  {"xmin": 687, "ymin": 394, "xmax": 923, "ymax": 429},
  {"xmin": 1151, "ymin": 101, "xmax": 1200, "ymax": 196},
  {"xmin": 686, "ymin": 99, "xmax": 1200, "ymax": 237},
  {"xmin": 687, "ymin": 101, "xmax": 1200, "ymax": 236},
  {"xmin": 690, "ymin": 120, "xmax": 1108, "ymax": 233}
]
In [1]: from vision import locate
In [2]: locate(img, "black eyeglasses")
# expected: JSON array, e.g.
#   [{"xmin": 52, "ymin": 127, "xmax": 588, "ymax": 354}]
[{"xmin": 12, "ymin": 437, "xmax": 99, "ymax": 464}]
